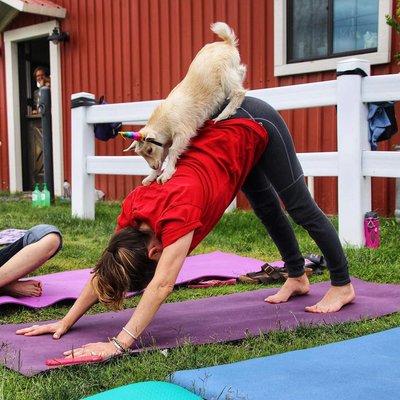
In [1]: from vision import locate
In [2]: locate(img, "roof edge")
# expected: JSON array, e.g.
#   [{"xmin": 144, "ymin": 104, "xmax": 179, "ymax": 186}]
[
  {"xmin": 1, "ymin": 0, "xmax": 66, "ymax": 19},
  {"xmin": 0, "ymin": 8, "xmax": 18, "ymax": 32}
]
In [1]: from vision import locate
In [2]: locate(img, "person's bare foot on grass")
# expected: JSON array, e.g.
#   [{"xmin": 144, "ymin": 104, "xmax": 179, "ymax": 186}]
[
  {"xmin": 265, "ymin": 273, "xmax": 310, "ymax": 304},
  {"xmin": 305, "ymin": 283, "xmax": 355, "ymax": 313},
  {"xmin": 1, "ymin": 280, "xmax": 42, "ymax": 297}
]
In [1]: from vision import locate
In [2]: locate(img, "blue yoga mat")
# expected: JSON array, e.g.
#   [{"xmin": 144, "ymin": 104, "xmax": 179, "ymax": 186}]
[
  {"xmin": 172, "ymin": 327, "xmax": 400, "ymax": 400},
  {"xmin": 83, "ymin": 381, "xmax": 202, "ymax": 400}
]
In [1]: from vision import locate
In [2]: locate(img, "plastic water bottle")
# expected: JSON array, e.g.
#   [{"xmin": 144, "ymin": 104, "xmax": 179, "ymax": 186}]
[
  {"xmin": 63, "ymin": 180, "xmax": 71, "ymax": 199},
  {"xmin": 364, "ymin": 211, "xmax": 380, "ymax": 249},
  {"xmin": 41, "ymin": 183, "xmax": 51, "ymax": 207},
  {"xmin": 32, "ymin": 183, "xmax": 40, "ymax": 207}
]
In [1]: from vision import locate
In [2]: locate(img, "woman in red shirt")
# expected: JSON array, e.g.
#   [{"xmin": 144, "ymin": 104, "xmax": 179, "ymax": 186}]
[{"xmin": 18, "ymin": 98, "xmax": 354, "ymax": 359}]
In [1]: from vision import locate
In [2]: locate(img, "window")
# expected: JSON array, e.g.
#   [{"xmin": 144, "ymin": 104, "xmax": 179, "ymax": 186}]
[
  {"xmin": 333, "ymin": 0, "xmax": 378, "ymax": 53},
  {"xmin": 274, "ymin": 0, "xmax": 392, "ymax": 76},
  {"xmin": 288, "ymin": 0, "xmax": 330, "ymax": 62},
  {"xmin": 288, "ymin": 0, "xmax": 378, "ymax": 63}
]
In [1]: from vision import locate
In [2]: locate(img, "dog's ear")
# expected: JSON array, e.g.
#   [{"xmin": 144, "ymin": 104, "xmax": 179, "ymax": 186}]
[
  {"xmin": 135, "ymin": 141, "xmax": 145, "ymax": 150},
  {"xmin": 144, "ymin": 131, "xmax": 156, "ymax": 140},
  {"xmin": 123, "ymin": 140, "xmax": 142, "ymax": 153}
]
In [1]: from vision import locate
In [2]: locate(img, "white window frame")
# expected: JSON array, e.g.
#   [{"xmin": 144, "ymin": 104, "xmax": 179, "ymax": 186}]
[
  {"xmin": 274, "ymin": 0, "xmax": 393, "ymax": 76},
  {"xmin": 4, "ymin": 20, "xmax": 64, "ymax": 195}
]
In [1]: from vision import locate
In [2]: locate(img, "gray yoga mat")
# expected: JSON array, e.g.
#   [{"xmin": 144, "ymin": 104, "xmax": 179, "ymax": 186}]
[{"xmin": 1, "ymin": 278, "xmax": 399, "ymax": 376}]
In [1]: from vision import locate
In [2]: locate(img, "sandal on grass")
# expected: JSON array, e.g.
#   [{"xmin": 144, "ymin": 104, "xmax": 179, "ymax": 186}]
[
  {"xmin": 187, "ymin": 278, "xmax": 237, "ymax": 289},
  {"xmin": 305, "ymin": 253, "xmax": 327, "ymax": 275},
  {"xmin": 238, "ymin": 263, "xmax": 313, "ymax": 285}
]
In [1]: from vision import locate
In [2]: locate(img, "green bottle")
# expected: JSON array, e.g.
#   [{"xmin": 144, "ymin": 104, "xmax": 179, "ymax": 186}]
[
  {"xmin": 32, "ymin": 183, "xmax": 40, "ymax": 207},
  {"xmin": 41, "ymin": 183, "xmax": 51, "ymax": 207}
]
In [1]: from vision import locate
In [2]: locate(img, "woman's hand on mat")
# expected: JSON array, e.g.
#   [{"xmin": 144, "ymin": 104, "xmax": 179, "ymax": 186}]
[
  {"xmin": 63, "ymin": 342, "xmax": 120, "ymax": 359},
  {"xmin": 15, "ymin": 320, "xmax": 69, "ymax": 339}
]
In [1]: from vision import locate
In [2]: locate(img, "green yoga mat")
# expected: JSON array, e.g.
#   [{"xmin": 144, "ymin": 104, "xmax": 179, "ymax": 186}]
[{"xmin": 83, "ymin": 381, "xmax": 202, "ymax": 400}]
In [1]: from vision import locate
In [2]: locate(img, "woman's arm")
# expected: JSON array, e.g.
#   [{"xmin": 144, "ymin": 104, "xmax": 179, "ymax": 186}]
[
  {"xmin": 16, "ymin": 275, "xmax": 98, "ymax": 338},
  {"xmin": 63, "ymin": 230, "xmax": 194, "ymax": 360},
  {"xmin": 116, "ymin": 230, "xmax": 194, "ymax": 347},
  {"xmin": 62, "ymin": 275, "xmax": 99, "ymax": 329}
]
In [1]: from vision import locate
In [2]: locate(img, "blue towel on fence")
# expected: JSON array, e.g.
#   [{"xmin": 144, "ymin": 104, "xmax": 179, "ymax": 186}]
[{"xmin": 368, "ymin": 102, "xmax": 395, "ymax": 150}]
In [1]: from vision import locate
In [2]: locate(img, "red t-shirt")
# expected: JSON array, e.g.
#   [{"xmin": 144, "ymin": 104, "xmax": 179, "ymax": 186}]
[{"xmin": 117, "ymin": 118, "xmax": 268, "ymax": 252}]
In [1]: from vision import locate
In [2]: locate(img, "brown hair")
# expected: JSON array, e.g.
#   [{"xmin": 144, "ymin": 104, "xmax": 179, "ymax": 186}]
[
  {"xmin": 33, "ymin": 66, "xmax": 48, "ymax": 78},
  {"xmin": 92, "ymin": 226, "xmax": 157, "ymax": 310}
]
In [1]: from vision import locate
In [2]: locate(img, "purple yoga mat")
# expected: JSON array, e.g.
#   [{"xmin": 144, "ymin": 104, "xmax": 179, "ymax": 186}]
[
  {"xmin": 0, "ymin": 251, "xmax": 294, "ymax": 308},
  {"xmin": 0, "ymin": 229, "xmax": 26, "ymax": 245},
  {"xmin": 1, "ymin": 278, "xmax": 399, "ymax": 376}
]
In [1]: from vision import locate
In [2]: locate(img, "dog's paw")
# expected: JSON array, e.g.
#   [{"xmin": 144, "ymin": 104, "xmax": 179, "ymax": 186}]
[
  {"xmin": 156, "ymin": 174, "xmax": 169, "ymax": 184},
  {"xmin": 213, "ymin": 115, "xmax": 228, "ymax": 123},
  {"xmin": 142, "ymin": 175, "xmax": 156, "ymax": 186},
  {"xmin": 156, "ymin": 169, "xmax": 175, "ymax": 184}
]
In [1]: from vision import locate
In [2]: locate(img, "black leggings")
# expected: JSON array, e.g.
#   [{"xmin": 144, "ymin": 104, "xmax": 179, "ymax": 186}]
[
  {"xmin": 228, "ymin": 97, "xmax": 350, "ymax": 286},
  {"xmin": 0, "ymin": 238, "xmax": 24, "ymax": 267}
]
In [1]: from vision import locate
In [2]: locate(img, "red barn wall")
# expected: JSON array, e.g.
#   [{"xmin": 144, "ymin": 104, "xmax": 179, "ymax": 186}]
[{"xmin": 0, "ymin": 0, "xmax": 399, "ymax": 215}]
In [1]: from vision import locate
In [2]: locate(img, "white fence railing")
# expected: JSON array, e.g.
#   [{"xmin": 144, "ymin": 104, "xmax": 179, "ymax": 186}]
[{"xmin": 71, "ymin": 59, "xmax": 400, "ymax": 247}]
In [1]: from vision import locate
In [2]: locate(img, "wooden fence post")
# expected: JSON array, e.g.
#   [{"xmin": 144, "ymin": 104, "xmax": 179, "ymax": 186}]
[
  {"xmin": 71, "ymin": 92, "xmax": 96, "ymax": 219},
  {"xmin": 336, "ymin": 59, "xmax": 371, "ymax": 246}
]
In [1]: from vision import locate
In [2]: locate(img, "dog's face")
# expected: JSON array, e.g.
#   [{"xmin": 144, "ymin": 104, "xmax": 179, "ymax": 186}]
[{"xmin": 134, "ymin": 128, "xmax": 165, "ymax": 170}]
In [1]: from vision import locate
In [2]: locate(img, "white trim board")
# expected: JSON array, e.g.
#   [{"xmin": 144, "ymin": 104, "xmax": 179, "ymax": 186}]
[
  {"xmin": 0, "ymin": 0, "xmax": 66, "ymax": 18},
  {"xmin": 4, "ymin": 20, "xmax": 64, "ymax": 195},
  {"xmin": 274, "ymin": 0, "xmax": 393, "ymax": 76}
]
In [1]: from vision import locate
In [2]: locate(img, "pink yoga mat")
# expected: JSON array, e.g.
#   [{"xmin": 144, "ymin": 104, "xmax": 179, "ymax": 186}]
[
  {"xmin": 1, "ymin": 278, "xmax": 399, "ymax": 376},
  {"xmin": 1, "ymin": 251, "xmax": 299, "ymax": 308}
]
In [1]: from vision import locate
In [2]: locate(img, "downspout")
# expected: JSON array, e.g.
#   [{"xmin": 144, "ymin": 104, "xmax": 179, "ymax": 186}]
[{"xmin": 395, "ymin": 145, "xmax": 400, "ymax": 223}]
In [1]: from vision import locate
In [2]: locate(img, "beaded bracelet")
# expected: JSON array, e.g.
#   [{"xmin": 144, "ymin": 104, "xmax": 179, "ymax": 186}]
[
  {"xmin": 109, "ymin": 337, "xmax": 128, "ymax": 354},
  {"xmin": 122, "ymin": 327, "xmax": 138, "ymax": 341}
]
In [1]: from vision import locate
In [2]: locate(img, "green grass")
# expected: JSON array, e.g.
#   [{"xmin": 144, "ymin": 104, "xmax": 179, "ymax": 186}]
[{"xmin": 1, "ymin": 196, "xmax": 400, "ymax": 399}]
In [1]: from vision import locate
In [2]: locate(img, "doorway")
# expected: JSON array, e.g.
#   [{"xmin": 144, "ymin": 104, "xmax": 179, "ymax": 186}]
[
  {"xmin": 18, "ymin": 37, "xmax": 50, "ymax": 190},
  {"xmin": 4, "ymin": 21, "xmax": 64, "ymax": 196}
]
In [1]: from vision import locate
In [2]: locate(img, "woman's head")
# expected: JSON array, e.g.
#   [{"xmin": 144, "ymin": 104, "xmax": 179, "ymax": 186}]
[{"xmin": 92, "ymin": 226, "xmax": 158, "ymax": 310}]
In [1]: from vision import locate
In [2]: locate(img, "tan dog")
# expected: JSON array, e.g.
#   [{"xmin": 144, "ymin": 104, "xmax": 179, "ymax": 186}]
[{"xmin": 124, "ymin": 21, "xmax": 247, "ymax": 185}]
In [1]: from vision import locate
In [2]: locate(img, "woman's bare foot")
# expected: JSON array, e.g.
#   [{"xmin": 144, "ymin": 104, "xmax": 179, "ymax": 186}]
[
  {"xmin": 1, "ymin": 280, "xmax": 42, "ymax": 297},
  {"xmin": 305, "ymin": 283, "xmax": 355, "ymax": 313},
  {"xmin": 265, "ymin": 274, "xmax": 310, "ymax": 304}
]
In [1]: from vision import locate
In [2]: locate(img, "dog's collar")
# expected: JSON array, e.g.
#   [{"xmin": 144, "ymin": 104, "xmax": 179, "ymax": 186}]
[{"xmin": 145, "ymin": 138, "xmax": 164, "ymax": 147}]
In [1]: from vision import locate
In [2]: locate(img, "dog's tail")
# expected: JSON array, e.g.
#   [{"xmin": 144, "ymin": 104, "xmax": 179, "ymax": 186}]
[{"xmin": 210, "ymin": 22, "xmax": 238, "ymax": 47}]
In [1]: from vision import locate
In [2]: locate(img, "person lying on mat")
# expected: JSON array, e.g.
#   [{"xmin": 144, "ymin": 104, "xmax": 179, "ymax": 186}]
[
  {"xmin": 0, "ymin": 225, "xmax": 62, "ymax": 297},
  {"xmin": 17, "ymin": 97, "xmax": 355, "ymax": 359}
]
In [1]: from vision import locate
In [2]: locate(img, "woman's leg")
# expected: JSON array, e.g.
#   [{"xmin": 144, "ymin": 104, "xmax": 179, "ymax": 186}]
[
  {"xmin": 0, "ymin": 225, "xmax": 62, "ymax": 297},
  {"xmin": 242, "ymin": 167, "xmax": 311, "ymax": 300},
  {"xmin": 0, "ymin": 237, "xmax": 25, "ymax": 266},
  {"xmin": 242, "ymin": 167, "xmax": 306, "ymax": 277},
  {"xmin": 238, "ymin": 98, "xmax": 354, "ymax": 312}
]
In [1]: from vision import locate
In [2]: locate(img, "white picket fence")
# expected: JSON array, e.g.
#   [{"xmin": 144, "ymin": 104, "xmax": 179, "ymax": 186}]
[{"xmin": 71, "ymin": 59, "xmax": 400, "ymax": 247}]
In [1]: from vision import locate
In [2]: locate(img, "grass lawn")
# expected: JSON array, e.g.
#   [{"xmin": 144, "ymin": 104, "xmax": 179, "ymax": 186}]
[{"xmin": 1, "ymin": 196, "xmax": 400, "ymax": 399}]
